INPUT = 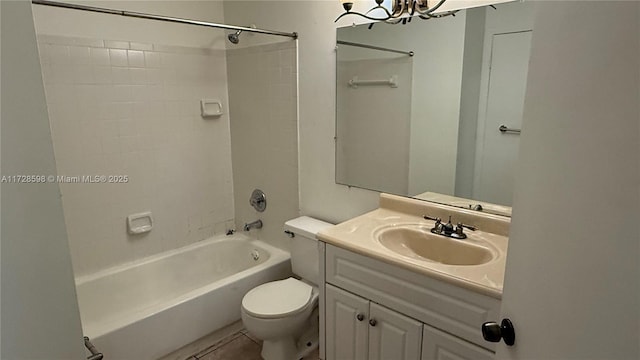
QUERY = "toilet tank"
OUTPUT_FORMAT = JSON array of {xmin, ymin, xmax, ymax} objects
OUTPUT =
[{"xmin": 283, "ymin": 216, "xmax": 333, "ymax": 285}]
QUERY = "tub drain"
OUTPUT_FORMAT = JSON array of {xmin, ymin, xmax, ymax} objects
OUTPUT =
[{"xmin": 251, "ymin": 249, "xmax": 260, "ymax": 261}]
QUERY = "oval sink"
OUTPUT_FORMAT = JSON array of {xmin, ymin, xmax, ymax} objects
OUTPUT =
[{"xmin": 375, "ymin": 227, "xmax": 495, "ymax": 266}]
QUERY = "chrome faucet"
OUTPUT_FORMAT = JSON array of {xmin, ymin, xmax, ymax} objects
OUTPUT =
[
  {"xmin": 243, "ymin": 219, "xmax": 263, "ymax": 231},
  {"xmin": 423, "ymin": 215, "xmax": 476, "ymax": 240}
]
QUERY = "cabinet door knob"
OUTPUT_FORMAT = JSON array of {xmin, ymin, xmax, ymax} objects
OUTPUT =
[
  {"xmin": 356, "ymin": 313, "xmax": 364, "ymax": 321},
  {"xmin": 369, "ymin": 319, "xmax": 377, "ymax": 327},
  {"xmin": 481, "ymin": 318, "xmax": 515, "ymax": 346}
]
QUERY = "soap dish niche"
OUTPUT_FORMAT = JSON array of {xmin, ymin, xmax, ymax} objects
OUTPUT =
[
  {"xmin": 127, "ymin": 212, "xmax": 153, "ymax": 235},
  {"xmin": 200, "ymin": 99, "xmax": 223, "ymax": 118}
]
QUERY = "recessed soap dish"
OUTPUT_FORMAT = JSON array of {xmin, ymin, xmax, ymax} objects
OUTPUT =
[
  {"xmin": 127, "ymin": 212, "xmax": 153, "ymax": 235},
  {"xmin": 200, "ymin": 99, "xmax": 223, "ymax": 118}
]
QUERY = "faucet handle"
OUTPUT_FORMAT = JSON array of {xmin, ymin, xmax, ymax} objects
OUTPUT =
[
  {"xmin": 423, "ymin": 215, "xmax": 441, "ymax": 222},
  {"xmin": 454, "ymin": 222, "xmax": 476, "ymax": 239},
  {"xmin": 457, "ymin": 222, "xmax": 476, "ymax": 231},
  {"xmin": 424, "ymin": 215, "xmax": 444, "ymax": 234}
]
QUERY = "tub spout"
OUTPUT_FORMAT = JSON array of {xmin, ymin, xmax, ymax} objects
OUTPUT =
[{"xmin": 243, "ymin": 219, "xmax": 263, "ymax": 231}]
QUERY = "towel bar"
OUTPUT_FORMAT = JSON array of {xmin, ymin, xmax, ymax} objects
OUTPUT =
[{"xmin": 84, "ymin": 336, "xmax": 103, "ymax": 360}]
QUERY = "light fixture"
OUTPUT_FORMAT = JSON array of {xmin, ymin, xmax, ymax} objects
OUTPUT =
[{"xmin": 335, "ymin": 0, "xmax": 458, "ymax": 23}]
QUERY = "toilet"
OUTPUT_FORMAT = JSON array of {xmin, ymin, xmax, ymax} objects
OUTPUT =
[{"xmin": 241, "ymin": 216, "xmax": 333, "ymax": 360}]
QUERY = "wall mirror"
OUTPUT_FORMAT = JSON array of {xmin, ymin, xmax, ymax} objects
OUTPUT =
[{"xmin": 335, "ymin": 1, "xmax": 535, "ymax": 217}]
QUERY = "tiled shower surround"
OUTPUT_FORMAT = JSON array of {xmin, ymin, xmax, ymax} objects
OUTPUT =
[
  {"xmin": 227, "ymin": 43, "xmax": 299, "ymax": 251},
  {"xmin": 37, "ymin": 35, "xmax": 238, "ymax": 276}
]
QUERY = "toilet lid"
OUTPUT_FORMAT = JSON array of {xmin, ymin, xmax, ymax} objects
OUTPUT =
[{"xmin": 242, "ymin": 277, "xmax": 313, "ymax": 319}]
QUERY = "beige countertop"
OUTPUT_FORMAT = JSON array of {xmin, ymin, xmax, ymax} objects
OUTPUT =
[
  {"xmin": 413, "ymin": 191, "xmax": 513, "ymax": 217},
  {"xmin": 317, "ymin": 194, "xmax": 509, "ymax": 299}
]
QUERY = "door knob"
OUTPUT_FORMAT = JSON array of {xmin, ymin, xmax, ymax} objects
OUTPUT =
[
  {"xmin": 482, "ymin": 318, "xmax": 515, "ymax": 346},
  {"xmin": 369, "ymin": 319, "xmax": 377, "ymax": 327},
  {"xmin": 356, "ymin": 313, "xmax": 364, "ymax": 321}
]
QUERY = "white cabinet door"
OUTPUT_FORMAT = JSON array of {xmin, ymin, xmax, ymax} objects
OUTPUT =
[
  {"xmin": 422, "ymin": 324, "xmax": 494, "ymax": 360},
  {"xmin": 368, "ymin": 303, "xmax": 423, "ymax": 360},
  {"xmin": 325, "ymin": 284, "xmax": 370, "ymax": 360}
]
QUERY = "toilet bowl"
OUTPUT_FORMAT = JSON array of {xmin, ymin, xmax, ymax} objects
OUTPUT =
[
  {"xmin": 241, "ymin": 277, "xmax": 319, "ymax": 360},
  {"xmin": 241, "ymin": 216, "xmax": 333, "ymax": 360}
]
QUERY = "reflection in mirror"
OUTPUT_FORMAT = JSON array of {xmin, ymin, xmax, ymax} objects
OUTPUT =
[{"xmin": 335, "ymin": 1, "xmax": 535, "ymax": 216}]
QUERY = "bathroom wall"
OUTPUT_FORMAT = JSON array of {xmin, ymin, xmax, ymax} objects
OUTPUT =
[
  {"xmin": 37, "ymin": 34, "xmax": 235, "ymax": 276},
  {"xmin": 226, "ymin": 41, "xmax": 299, "ymax": 250},
  {"xmin": 1, "ymin": 1, "xmax": 85, "ymax": 358}
]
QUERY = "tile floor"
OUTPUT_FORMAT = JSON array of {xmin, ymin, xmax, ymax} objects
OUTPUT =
[{"xmin": 176, "ymin": 329, "xmax": 319, "ymax": 360}]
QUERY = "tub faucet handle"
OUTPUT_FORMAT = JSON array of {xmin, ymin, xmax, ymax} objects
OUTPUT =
[{"xmin": 249, "ymin": 189, "xmax": 267, "ymax": 212}]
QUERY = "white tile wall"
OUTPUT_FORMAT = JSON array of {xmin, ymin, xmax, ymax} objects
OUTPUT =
[
  {"xmin": 227, "ymin": 41, "xmax": 299, "ymax": 251},
  {"xmin": 37, "ymin": 35, "xmax": 235, "ymax": 276}
]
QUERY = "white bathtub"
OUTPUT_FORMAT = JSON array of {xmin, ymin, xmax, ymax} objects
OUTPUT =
[{"xmin": 75, "ymin": 233, "xmax": 291, "ymax": 360}]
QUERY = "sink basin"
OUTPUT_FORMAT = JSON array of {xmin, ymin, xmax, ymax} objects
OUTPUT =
[{"xmin": 375, "ymin": 226, "xmax": 495, "ymax": 266}]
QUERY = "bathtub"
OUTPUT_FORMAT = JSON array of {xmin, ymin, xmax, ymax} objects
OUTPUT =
[{"xmin": 75, "ymin": 233, "xmax": 291, "ymax": 360}]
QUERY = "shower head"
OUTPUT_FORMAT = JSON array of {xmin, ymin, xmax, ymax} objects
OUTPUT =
[{"xmin": 228, "ymin": 30, "xmax": 242, "ymax": 44}]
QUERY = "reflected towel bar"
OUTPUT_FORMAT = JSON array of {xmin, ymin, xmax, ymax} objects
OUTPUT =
[
  {"xmin": 498, "ymin": 125, "xmax": 521, "ymax": 134},
  {"xmin": 349, "ymin": 75, "xmax": 398, "ymax": 89}
]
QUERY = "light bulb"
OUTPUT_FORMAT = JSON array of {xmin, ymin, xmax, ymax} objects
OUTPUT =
[{"xmin": 339, "ymin": 0, "xmax": 354, "ymax": 11}]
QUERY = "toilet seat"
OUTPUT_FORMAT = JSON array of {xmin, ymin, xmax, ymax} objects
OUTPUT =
[{"xmin": 242, "ymin": 277, "xmax": 313, "ymax": 319}]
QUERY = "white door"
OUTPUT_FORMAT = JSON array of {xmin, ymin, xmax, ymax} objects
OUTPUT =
[
  {"xmin": 422, "ymin": 323, "xmax": 493, "ymax": 360},
  {"xmin": 2, "ymin": 1, "xmax": 86, "ymax": 359},
  {"xmin": 325, "ymin": 284, "xmax": 370, "ymax": 360},
  {"xmin": 490, "ymin": 2, "xmax": 640, "ymax": 359},
  {"xmin": 473, "ymin": 30, "xmax": 532, "ymax": 206},
  {"xmin": 368, "ymin": 303, "xmax": 422, "ymax": 360}
]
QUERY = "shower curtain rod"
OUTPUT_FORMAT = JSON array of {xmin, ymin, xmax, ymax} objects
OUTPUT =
[
  {"xmin": 31, "ymin": 0, "xmax": 298, "ymax": 39},
  {"xmin": 336, "ymin": 40, "xmax": 413, "ymax": 57}
]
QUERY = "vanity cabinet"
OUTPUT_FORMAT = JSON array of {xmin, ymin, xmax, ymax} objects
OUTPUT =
[
  {"xmin": 421, "ymin": 323, "xmax": 494, "ymax": 360},
  {"xmin": 325, "ymin": 284, "xmax": 422, "ymax": 360},
  {"xmin": 321, "ymin": 243, "xmax": 499, "ymax": 360},
  {"xmin": 325, "ymin": 284, "xmax": 368, "ymax": 360}
]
